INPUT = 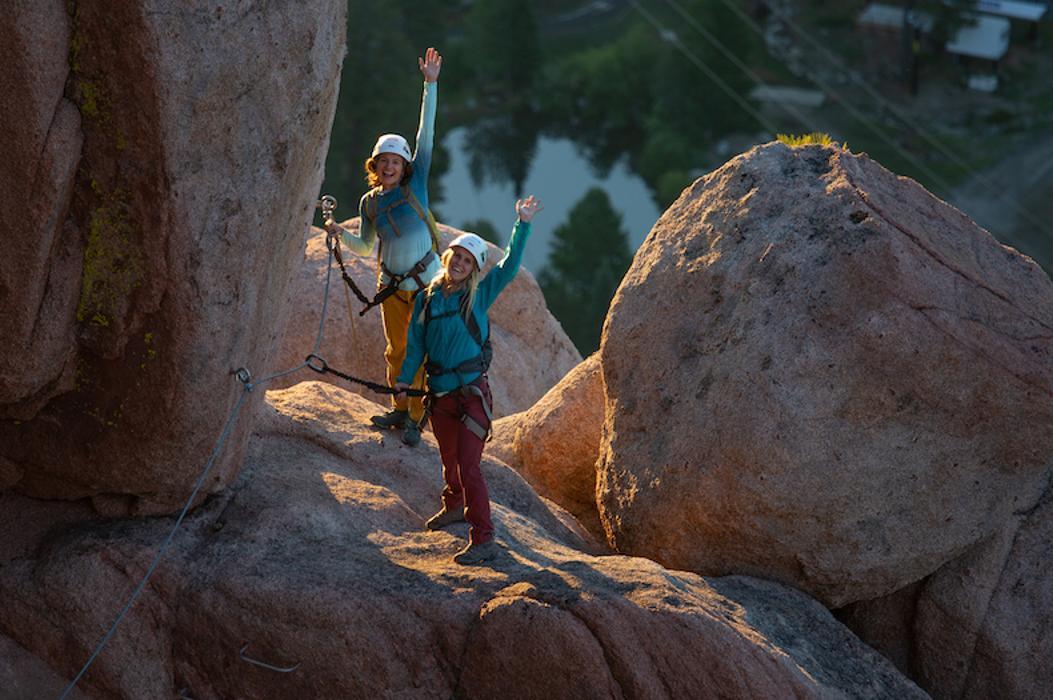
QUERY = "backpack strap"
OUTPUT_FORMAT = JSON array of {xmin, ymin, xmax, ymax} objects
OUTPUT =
[
  {"xmin": 422, "ymin": 291, "xmax": 492, "ymax": 381},
  {"xmin": 364, "ymin": 184, "xmax": 440, "ymax": 251},
  {"xmin": 401, "ymin": 184, "xmax": 442, "ymax": 252}
]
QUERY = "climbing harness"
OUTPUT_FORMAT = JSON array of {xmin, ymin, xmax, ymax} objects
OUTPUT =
[
  {"xmin": 361, "ymin": 182, "xmax": 441, "ymax": 249},
  {"xmin": 325, "ymin": 187, "xmax": 440, "ymax": 315},
  {"xmin": 428, "ymin": 376, "xmax": 494, "ymax": 443},
  {"xmin": 421, "ymin": 292, "xmax": 493, "ymax": 382},
  {"xmin": 419, "ymin": 290, "xmax": 494, "ymax": 441},
  {"xmin": 59, "ymin": 194, "xmax": 431, "ymax": 698}
]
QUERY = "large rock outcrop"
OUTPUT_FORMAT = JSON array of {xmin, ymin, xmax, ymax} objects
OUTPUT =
[
  {"xmin": 838, "ymin": 485, "xmax": 1053, "ymax": 699},
  {"xmin": 597, "ymin": 142, "xmax": 1053, "ymax": 608},
  {"xmin": 0, "ymin": 0, "xmax": 83, "ymax": 424},
  {"xmin": 490, "ymin": 352, "xmax": 605, "ymax": 535},
  {"xmin": 0, "ymin": 1, "xmax": 347, "ymax": 513},
  {"xmin": 0, "ymin": 634, "xmax": 89, "ymax": 700},
  {"xmin": 912, "ymin": 491, "xmax": 1053, "ymax": 698},
  {"xmin": 0, "ymin": 382, "xmax": 924, "ymax": 699},
  {"xmin": 272, "ymin": 221, "xmax": 581, "ymax": 417}
]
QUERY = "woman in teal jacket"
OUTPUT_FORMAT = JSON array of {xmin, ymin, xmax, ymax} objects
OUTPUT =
[{"xmin": 395, "ymin": 196, "xmax": 543, "ymax": 565}]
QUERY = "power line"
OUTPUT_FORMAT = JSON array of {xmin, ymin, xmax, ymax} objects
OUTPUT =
[
  {"xmin": 657, "ymin": 0, "xmax": 960, "ymax": 196},
  {"xmin": 710, "ymin": 0, "xmax": 1053, "ymax": 245},
  {"xmin": 626, "ymin": 0, "xmax": 781, "ymax": 136},
  {"xmin": 651, "ymin": 0, "xmax": 815, "ymax": 131}
]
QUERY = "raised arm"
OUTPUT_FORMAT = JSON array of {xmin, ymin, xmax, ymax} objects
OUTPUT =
[
  {"xmin": 411, "ymin": 47, "xmax": 441, "ymax": 188},
  {"xmin": 476, "ymin": 196, "xmax": 543, "ymax": 309}
]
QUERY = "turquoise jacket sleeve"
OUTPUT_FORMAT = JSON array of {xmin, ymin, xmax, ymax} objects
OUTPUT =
[
  {"xmin": 409, "ymin": 81, "xmax": 437, "ymax": 207},
  {"xmin": 475, "ymin": 219, "xmax": 532, "ymax": 311},
  {"xmin": 398, "ymin": 292, "xmax": 428, "ymax": 386},
  {"xmin": 340, "ymin": 195, "xmax": 377, "ymax": 257}
]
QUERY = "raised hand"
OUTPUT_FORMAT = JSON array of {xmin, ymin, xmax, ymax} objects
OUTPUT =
[
  {"xmin": 515, "ymin": 195, "xmax": 543, "ymax": 222},
  {"xmin": 419, "ymin": 47, "xmax": 442, "ymax": 83}
]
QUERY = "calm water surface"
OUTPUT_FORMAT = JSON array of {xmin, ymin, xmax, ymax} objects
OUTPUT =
[{"xmin": 438, "ymin": 128, "xmax": 661, "ymax": 274}]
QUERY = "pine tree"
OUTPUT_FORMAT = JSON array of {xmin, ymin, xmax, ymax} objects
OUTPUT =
[
  {"xmin": 461, "ymin": 218, "xmax": 502, "ymax": 247},
  {"xmin": 538, "ymin": 188, "xmax": 633, "ymax": 355}
]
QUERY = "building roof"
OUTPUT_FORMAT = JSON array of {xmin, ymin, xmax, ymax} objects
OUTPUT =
[
  {"xmin": 946, "ymin": 14, "xmax": 1011, "ymax": 60},
  {"xmin": 858, "ymin": 3, "xmax": 935, "ymax": 32},
  {"xmin": 965, "ymin": 1, "xmax": 1049, "ymax": 21}
]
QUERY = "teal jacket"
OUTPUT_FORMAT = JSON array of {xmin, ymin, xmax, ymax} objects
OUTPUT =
[
  {"xmin": 398, "ymin": 220, "xmax": 533, "ymax": 394},
  {"xmin": 342, "ymin": 81, "xmax": 441, "ymax": 290}
]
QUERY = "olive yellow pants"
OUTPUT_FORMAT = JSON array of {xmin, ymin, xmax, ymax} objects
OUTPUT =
[{"xmin": 381, "ymin": 289, "xmax": 426, "ymax": 423}]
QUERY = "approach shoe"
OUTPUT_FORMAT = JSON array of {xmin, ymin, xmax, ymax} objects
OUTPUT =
[
  {"xmin": 371, "ymin": 409, "xmax": 408, "ymax": 430},
  {"xmin": 402, "ymin": 419, "xmax": 422, "ymax": 446},
  {"xmin": 425, "ymin": 508, "xmax": 466, "ymax": 531},
  {"xmin": 453, "ymin": 540, "xmax": 499, "ymax": 566}
]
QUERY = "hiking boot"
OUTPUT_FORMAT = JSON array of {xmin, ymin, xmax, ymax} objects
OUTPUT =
[
  {"xmin": 371, "ymin": 409, "xmax": 408, "ymax": 430},
  {"xmin": 425, "ymin": 508, "xmax": 466, "ymax": 531},
  {"xmin": 453, "ymin": 540, "xmax": 499, "ymax": 566},
  {"xmin": 402, "ymin": 419, "xmax": 422, "ymax": 446}
]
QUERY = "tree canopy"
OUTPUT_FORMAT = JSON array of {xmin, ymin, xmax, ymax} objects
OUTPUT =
[{"xmin": 538, "ymin": 188, "xmax": 633, "ymax": 355}]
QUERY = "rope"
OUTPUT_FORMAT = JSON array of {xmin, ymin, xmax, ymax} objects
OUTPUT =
[
  {"xmin": 249, "ymin": 239, "xmax": 337, "ymax": 389},
  {"xmin": 655, "ymin": 0, "xmax": 814, "ymax": 132},
  {"xmin": 660, "ymin": 0, "xmax": 1053, "ymax": 246},
  {"xmin": 59, "ymin": 385, "xmax": 252, "ymax": 700},
  {"xmin": 59, "ymin": 212, "xmax": 415, "ymax": 696}
]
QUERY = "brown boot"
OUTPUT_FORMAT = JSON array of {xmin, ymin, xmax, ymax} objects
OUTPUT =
[
  {"xmin": 453, "ymin": 540, "xmax": 499, "ymax": 566},
  {"xmin": 425, "ymin": 509, "xmax": 465, "ymax": 531}
]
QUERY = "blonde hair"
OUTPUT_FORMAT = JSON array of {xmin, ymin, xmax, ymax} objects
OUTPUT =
[
  {"xmin": 425, "ymin": 248, "xmax": 480, "ymax": 319},
  {"xmin": 364, "ymin": 156, "xmax": 413, "ymax": 189}
]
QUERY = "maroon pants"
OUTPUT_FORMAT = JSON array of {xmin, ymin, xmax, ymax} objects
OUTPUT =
[{"xmin": 428, "ymin": 377, "xmax": 493, "ymax": 545}]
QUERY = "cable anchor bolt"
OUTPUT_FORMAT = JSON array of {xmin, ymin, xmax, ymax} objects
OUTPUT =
[{"xmin": 305, "ymin": 354, "xmax": 328, "ymax": 374}]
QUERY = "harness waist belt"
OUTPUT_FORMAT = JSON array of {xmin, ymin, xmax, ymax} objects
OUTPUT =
[{"xmin": 355, "ymin": 250, "xmax": 436, "ymax": 315}]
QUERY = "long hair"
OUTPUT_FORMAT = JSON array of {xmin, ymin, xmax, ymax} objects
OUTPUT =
[
  {"xmin": 425, "ymin": 248, "xmax": 480, "ymax": 320},
  {"xmin": 364, "ymin": 157, "xmax": 413, "ymax": 189}
]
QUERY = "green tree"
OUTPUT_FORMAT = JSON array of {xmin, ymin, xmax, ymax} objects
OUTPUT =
[
  {"xmin": 322, "ymin": 0, "xmax": 454, "ymax": 219},
  {"xmin": 538, "ymin": 188, "xmax": 633, "ymax": 355},
  {"xmin": 540, "ymin": 25, "xmax": 660, "ymax": 175},
  {"xmin": 541, "ymin": 0, "xmax": 764, "ymax": 208},
  {"xmin": 455, "ymin": 0, "xmax": 542, "ymax": 194},
  {"xmin": 461, "ymin": 218, "xmax": 502, "ymax": 246}
]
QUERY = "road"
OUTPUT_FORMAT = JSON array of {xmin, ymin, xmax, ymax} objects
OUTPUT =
[{"xmin": 949, "ymin": 130, "xmax": 1053, "ymax": 273}]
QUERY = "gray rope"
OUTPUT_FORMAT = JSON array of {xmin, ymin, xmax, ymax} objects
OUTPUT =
[
  {"xmin": 250, "ymin": 241, "xmax": 336, "ymax": 389},
  {"xmin": 59, "ymin": 386, "xmax": 251, "ymax": 699},
  {"xmin": 59, "ymin": 233, "xmax": 338, "ymax": 697}
]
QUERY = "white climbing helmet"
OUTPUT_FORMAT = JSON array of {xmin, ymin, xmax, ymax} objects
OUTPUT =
[
  {"xmin": 448, "ymin": 233, "xmax": 488, "ymax": 270},
  {"xmin": 371, "ymin": 133, "xmax": 412, "ymax": 161}
]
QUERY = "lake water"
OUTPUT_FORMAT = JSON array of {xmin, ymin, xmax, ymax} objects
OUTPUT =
[{"xmin": 438, "ymin": 128, "xmax": 662, "ymax": 274}]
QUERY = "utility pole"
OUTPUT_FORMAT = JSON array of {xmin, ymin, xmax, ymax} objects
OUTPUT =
[{"xmin": 900, "ymin": 0, "xmax": 920, "ymax": 94}]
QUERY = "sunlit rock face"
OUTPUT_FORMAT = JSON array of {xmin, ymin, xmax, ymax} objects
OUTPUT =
[
  {"xmin": 272, "ymin": 222, "xmax": 581, "ymax": 418},
  {"xmin": 597, "ymin": 142, "xmax": 1053, "ymax": 608},
  {"xmin": 490, "ymin": 352, "xmax": 605, "ymax": 536},
  {"xmin": 0, "ymin": 382, "xmax": 925, "ymax": 699},
  {"xmin": 0, "ymin": 1, "xmax": 346, "ymax": 513}
]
